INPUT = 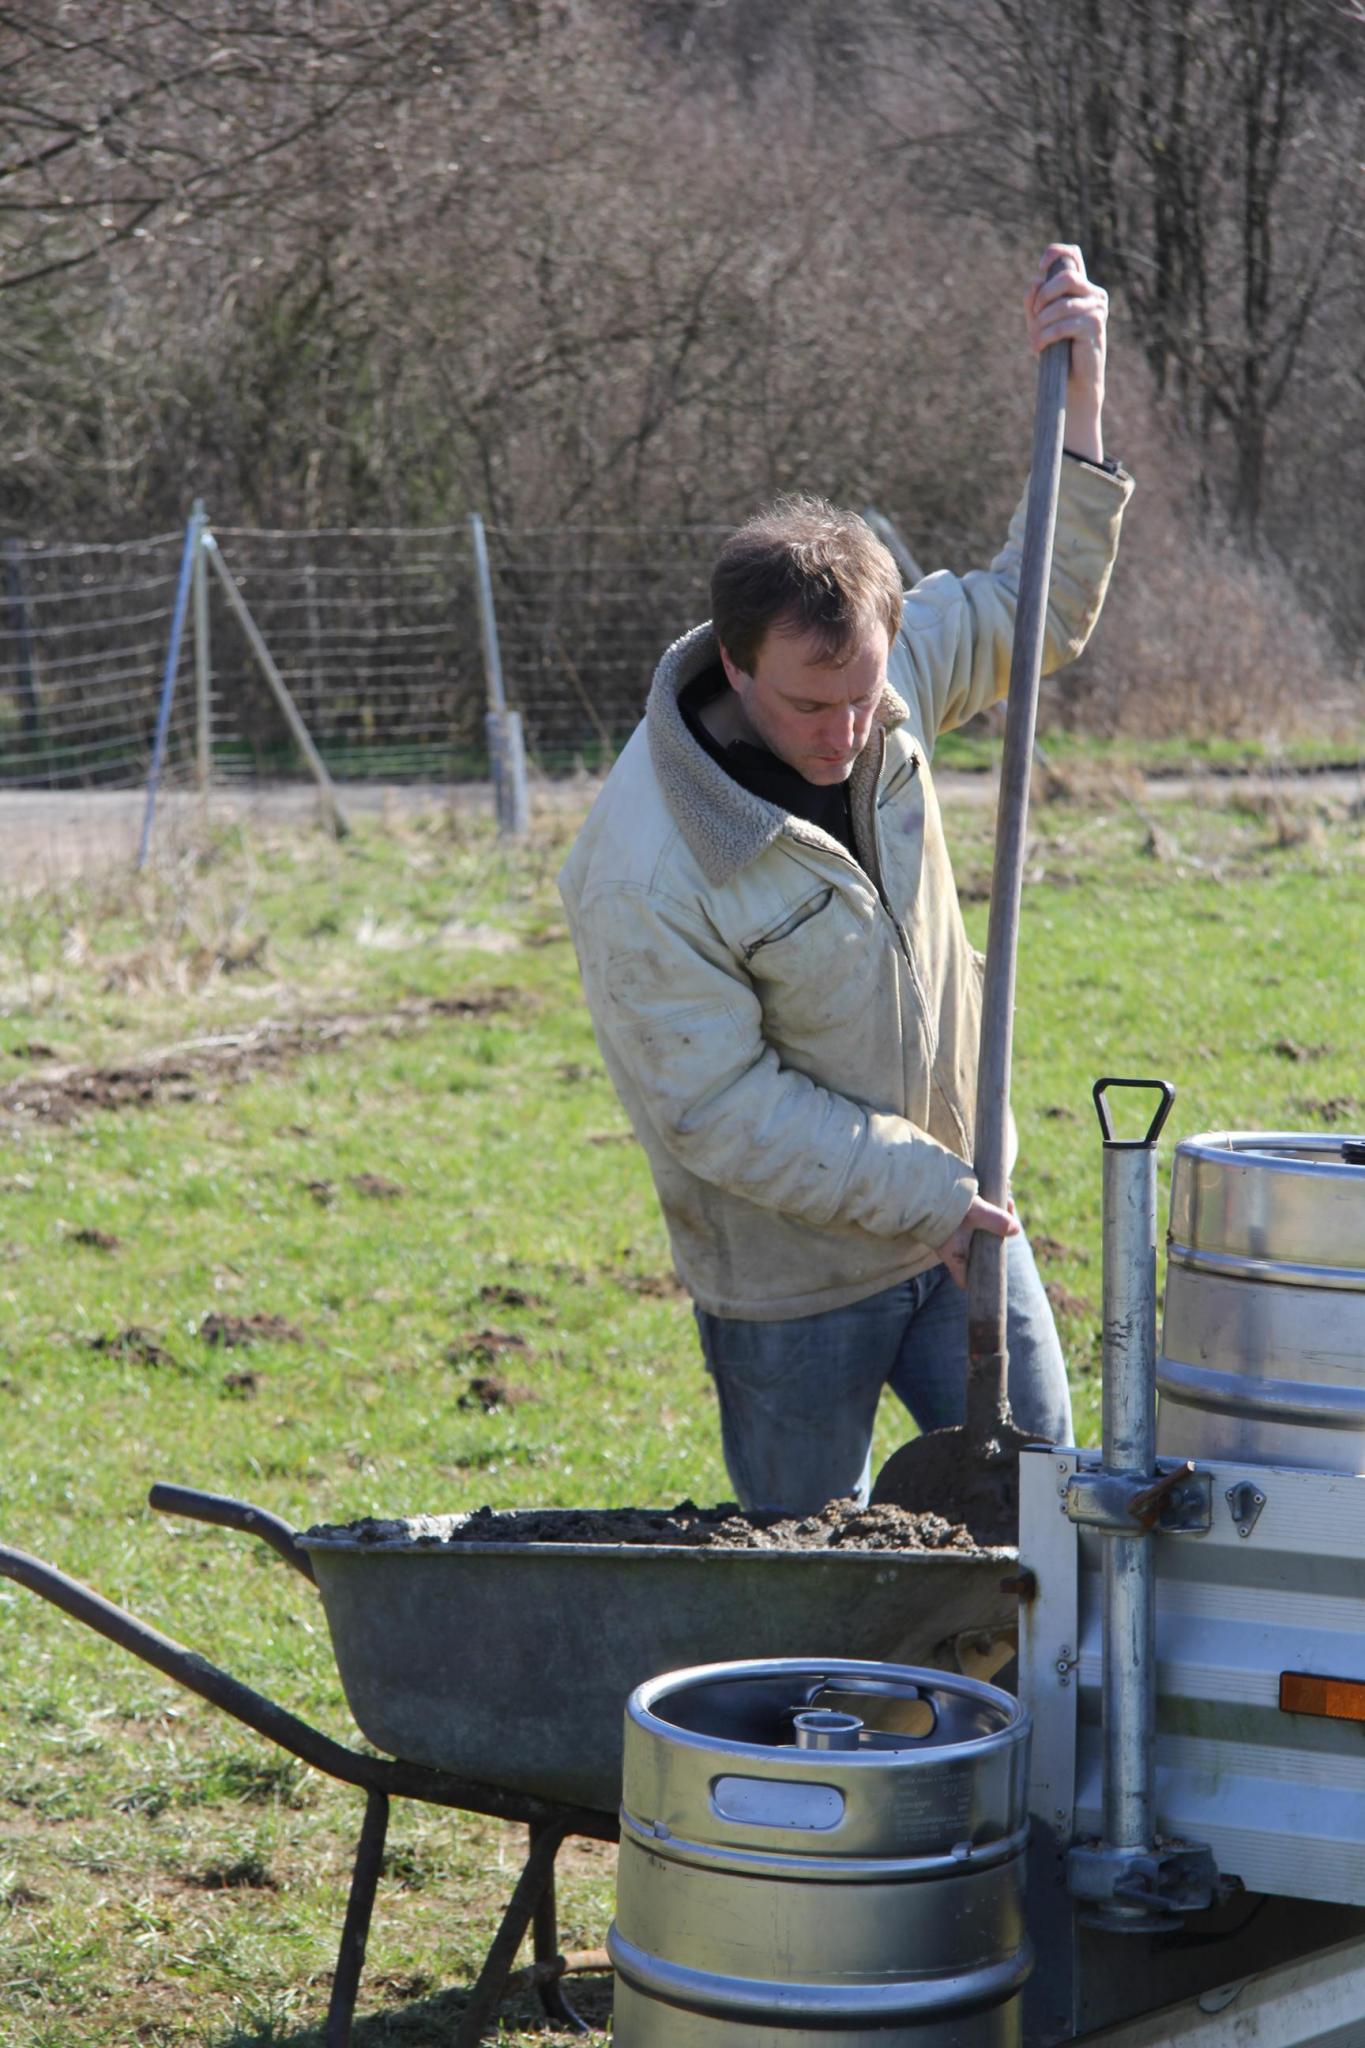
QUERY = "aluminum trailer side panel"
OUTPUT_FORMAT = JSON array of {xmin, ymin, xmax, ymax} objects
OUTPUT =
[{"xmin": 1075, "ymin": 1932, "xmax": 1365, "ymax": 2046}]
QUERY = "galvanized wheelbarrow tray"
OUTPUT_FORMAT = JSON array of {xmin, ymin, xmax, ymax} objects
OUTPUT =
[{"xmin": 0, "ymin": 1482, "xmax": 1018, "ymax": 2044}]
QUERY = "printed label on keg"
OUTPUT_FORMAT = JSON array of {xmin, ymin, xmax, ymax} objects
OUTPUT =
[{"xmin": 892, "ymin": 1770, "xmax": 973, "ymax": 1842}]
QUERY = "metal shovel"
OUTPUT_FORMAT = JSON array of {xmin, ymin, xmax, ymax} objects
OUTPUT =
[{"xmin": 871, "ymin": 274, "xmax": 1073, "ymax": 1543}]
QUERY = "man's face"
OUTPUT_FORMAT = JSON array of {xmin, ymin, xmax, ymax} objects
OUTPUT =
[{"xmin": 719, "ymin": 621, "xmax": 888, "ymax": 785}]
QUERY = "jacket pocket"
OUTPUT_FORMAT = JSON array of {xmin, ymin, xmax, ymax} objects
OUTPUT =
[
  {"xmin": 877, "ymin": 749, "xmax": 920, "ymax": 809},
  {"xmin": 742, "ymin": 886, "xmax": 835, "ymax": 962}
]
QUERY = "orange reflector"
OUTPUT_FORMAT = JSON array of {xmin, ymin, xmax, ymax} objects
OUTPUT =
[{"xmin": 1281, "ymin": 1672, "xmax": 1365, "ymax": 1723}]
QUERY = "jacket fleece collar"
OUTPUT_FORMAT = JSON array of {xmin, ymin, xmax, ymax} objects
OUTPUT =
[{"xmin": 646, "ymin": 620, "xmax": 909, "ymax": 886}]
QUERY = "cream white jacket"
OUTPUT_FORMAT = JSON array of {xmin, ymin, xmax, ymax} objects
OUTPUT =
[{"xmin": 559, "ymin": 459, "xmax": 1133, "ymax": 1319}]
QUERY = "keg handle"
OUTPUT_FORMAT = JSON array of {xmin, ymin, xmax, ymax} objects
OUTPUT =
[
  {"xmin": 798, "ymin": 1674, "xmax": 927, "ymax": 1705},
  {"xmin": 800, "ymin": 1675, "xmax": 938, "ymax": 1741}
]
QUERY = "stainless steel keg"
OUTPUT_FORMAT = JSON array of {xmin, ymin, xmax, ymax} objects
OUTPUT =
[
  {"xmin": 1157, "ymin": 1132, "xmax": 1365, "ymax": 1470},
  {"xmin": 609, "ymin": 1657, "xmax": 1032, "ymax": 2047}
]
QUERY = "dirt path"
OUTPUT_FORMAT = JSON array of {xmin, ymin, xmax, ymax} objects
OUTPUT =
[{"xmin": 3, "ymin": 766, "xmax": 1359, "ymax": 886}]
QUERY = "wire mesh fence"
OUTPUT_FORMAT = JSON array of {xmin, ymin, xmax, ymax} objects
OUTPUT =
[
  {"xmin": 0, "ymin": 533, "xmax": 188, "ymax": 790},
  {"xmin": 0, "ymin": 516, "xmax": 731, "ymax": 793}
]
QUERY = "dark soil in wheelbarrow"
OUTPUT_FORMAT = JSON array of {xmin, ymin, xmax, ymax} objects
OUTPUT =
[{"xmin": 311, "ymin": 1497, "xmax": 989, "ymax": 1552}]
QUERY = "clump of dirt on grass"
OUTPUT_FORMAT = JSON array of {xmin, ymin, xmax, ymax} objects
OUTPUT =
[
  {"xmin": 1271, "ymin": 1037, "xmax": 1332, "ymax": 1062},
  {"xmin": 1044, "ymin": 1279, "xmax": 1095, "ymax": 1321},
  {"xmin": 1030, "ymin": 1233, "xmax": 1087, "ymax": 1264},
  {"xmin": 478, "ymin": 1282, "xmax": 545, "ymax": 1309},
  {"xmin": 310, "ymin": 1498, "xmax": 986, "ymax": 1554},
  {"xmin": 446, "ymin": 1328, "xmax": 530, "ymax": 1366},
  {"xmin": 458, "ymin": 1375, "xmax": 537, "ymax": 1413},
  {"xmin": 67, "ymin": 1226, "xmax": 121, "ymax": 1251},
  {"xmin": 190, "ymin": 1855, "xmax": 277, "ymax": 1891},
  {"xmin": 200, "ymin": 1311, "xmax": 304, "ymax": 1348},
  {"xmin": 613, "ymin": 1269, "xmax": 686, "ymax": 1298},
  {"xmin": 1295, "ymin": 1096, "xmax": 1360, "ymax": 1126},
  {"xmin": 85, "ymin": 1327, "xmax": 176, "ymax": 1368},
  {"xmin": 351, "ymin": 1171, "xmax": 405, "ymax": 1199}
]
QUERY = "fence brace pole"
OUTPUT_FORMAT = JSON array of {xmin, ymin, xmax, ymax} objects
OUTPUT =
[
  {"xmin": 469, "ymin": 511, "xmax": 529, "ymax": 839},
  {"xmin": 202, "ymin": 533, "xmax": 349, "ymax": 840},
  {"xmin": 862, "ymin": 506, "xmax": 925, "ymax": 587},
  {"xmin": 192, "ymin": 496, "xmax": 212, "ymax": 794},
  {"xmin": 137, "ymin": 502, "xmax": 204, "ymax": 870}
]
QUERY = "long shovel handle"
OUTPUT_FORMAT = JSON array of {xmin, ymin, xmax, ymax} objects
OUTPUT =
[{"xmin": 965, "ymin": 273, "xmax": 1072, "ymax": 1443}]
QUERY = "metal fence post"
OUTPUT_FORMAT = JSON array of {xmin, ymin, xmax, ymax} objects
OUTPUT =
[
  {"xmin": 469, "ymin": 512, "xmax": 529, "ymax": 839},
  {"xmin": 137, "ymin": 503, "xmax": 205, "ymax": 869},
  {"xmin": 191, "ymin": 498, "xmax": 212, "ymax": 793}
]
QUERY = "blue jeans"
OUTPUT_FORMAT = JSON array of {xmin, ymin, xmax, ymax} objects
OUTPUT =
[{"xmin": 695, "ymin": 1233, "xmax": 1072, "ymax": 1514}]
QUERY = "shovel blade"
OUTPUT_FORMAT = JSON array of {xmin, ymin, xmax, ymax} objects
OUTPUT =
[{"xmin": 870, "ymin": 1418, "xmax": 1039, "ymax": 1548}]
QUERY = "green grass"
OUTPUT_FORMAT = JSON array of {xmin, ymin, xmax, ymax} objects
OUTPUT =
[{"xmin": 0, "ymin": 776, "xmax": 1360, "ymax": 2043}]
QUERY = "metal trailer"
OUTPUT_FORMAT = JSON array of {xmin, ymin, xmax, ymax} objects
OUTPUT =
[{"xmin": 1016, "ymin": 1088, "xmax": 1365, "ymax": 2046}]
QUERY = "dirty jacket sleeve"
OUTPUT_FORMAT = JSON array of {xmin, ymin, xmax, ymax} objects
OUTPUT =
[
  {"xmin": 901, "ymin": 458, "xmax": 1131, "ymax": 740},
  {"xmin": 577, "ymin": 882, "xmax": 977, "ymax": 1248}
]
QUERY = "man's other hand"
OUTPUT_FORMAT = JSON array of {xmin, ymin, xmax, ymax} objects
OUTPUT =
[
  {"xmin": 1024, "ymin": 242, "xmax": 1108, "ymax": 465},
  {"xmin": 939, "ymin": 1193, "xmax": 1020, "ymax": 1290}
]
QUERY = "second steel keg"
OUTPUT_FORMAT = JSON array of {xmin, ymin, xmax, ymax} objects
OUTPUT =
[
  {"xmin": 1157, "ymin": 1131, "xmax": 1365, "ymax": 1471},
  {"xmin": 609, "ymin": 1656, "xmax": 1032, "ymax": 2046}
]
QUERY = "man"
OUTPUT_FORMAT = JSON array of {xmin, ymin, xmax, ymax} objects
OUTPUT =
[{"xmin": 560, "ymin": 245, "xmax": 1131, "ymax": 1513}]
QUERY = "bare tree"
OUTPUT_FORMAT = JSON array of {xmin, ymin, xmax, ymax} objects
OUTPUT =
[{"xmin": 908, "ymin": 0, "xmax": 1364, "ymax": 549}]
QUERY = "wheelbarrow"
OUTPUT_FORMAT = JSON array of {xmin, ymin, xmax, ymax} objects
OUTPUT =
[{"xmin": 0, "ymin": 1484, "xmax": 1019, "ymax": 2043}]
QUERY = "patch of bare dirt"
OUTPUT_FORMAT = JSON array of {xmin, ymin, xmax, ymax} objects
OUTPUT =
[
  {"xmin": 67, "ymin": 1226, "xmax": 121, "ymax": 1251},
  {"xmin": 85, "ymin": 1327, "xmax": 176, "ymax": 1368},
  {"xmin": 0, "ymin": 992, "xmax": 515, "ymax": 1127},
  {"xmin": 1030, "ymin": 1233, "xmax": 1086, "ymax": 1264},
  {"xmin": 1044, "ymin": 1279, "xmax": 1095, "ymax": 1321},
  {"xmin": 222, "ymin": 1369, "xmax": 261, "ymax": 1397},
  {"xmin": 200, "ymin": 1311, "xmax": 303, "ymax": 1348},
  {"xmin": 458, "ymin": 1375, "xmax": 537, "ymax": 1413},
  {"xmin": 188, "ymin": 1855, "xmax": 277, "ymax": 1892},
  {"xmin": 477, "ymin": 1283, "xmax": 546, "ymax": 1309},
  {"xmin": 1295, "ymin": 1096, "xmax": 1361, "ymax": 1125},
  {"xmin": 447, "ymin": 1328, "xmax": 530, "ymax": 1367},
  {"xmin": 613, "ymin": 1269, "xmax": 686, "ymax": 1299},
  {"xmin": 312, "ymin": 1497, "xmax": 984, "ymax": 1553},
  {"xmin": 1271, "ymin": 1037, "xmax": 1332, "ymax": 1062},
  {"xmin": 351, "ymin": 1171, "xmax": 405, "ymax": 1200}
]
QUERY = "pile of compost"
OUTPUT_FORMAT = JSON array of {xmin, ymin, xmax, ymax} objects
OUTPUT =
[{"xmin": 307, "ymin": 1497, "xmax": 988, "ymax": 1553}]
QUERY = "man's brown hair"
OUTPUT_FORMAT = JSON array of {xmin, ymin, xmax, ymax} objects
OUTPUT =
[{"xmin": 709, "ymin": 495, "xmax": 904, "ymax": 674}]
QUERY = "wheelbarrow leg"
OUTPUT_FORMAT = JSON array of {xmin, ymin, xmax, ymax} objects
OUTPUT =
[
  {"xmin": 531, "ymin": 1821, "xmax": 592, "ymax": 2034},
  {"xmin": 454, "ymin": 1816, "xmax": 569, "ymax": 2048},
  {"xmin": 326, "ymin": 1788, "xmax": 389, "ymax": 2048}
]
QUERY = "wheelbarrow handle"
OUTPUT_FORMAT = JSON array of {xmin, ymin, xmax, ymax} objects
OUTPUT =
[
  {"xmin": 0, "ymin": 1536, "xmax": 369, "ymax": 1786},
  {"xmin": 148, "ymin": 1482, "xmax": 316, "ymax": 1584}
]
